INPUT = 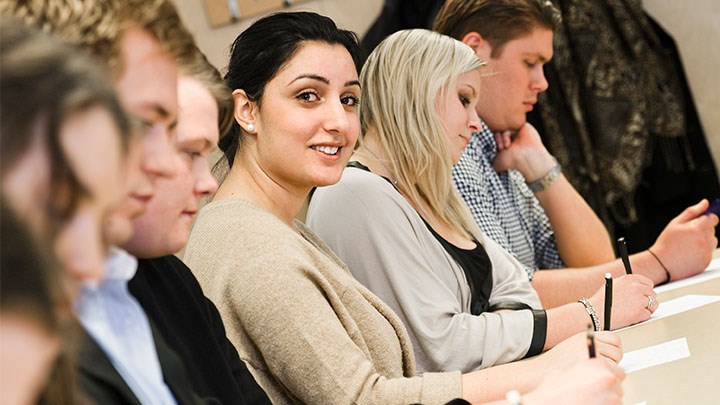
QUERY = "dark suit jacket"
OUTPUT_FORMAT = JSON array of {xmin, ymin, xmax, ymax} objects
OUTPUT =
[
  {"xmin": 76, "ymin": 320, "xmax": 206, "ymax": 404},
  {"xmin": 129, "ymin": 256, "xmax": 270, "ymax": 405}
]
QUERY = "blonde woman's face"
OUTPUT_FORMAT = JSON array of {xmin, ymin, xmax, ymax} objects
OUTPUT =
[
  {"xmin": 251, "ymin": 42, "xmax": 360, "ymax": 192},
  {"xmin": 437, "ymin": 70, "xmax": 483, "ymax": 164}
]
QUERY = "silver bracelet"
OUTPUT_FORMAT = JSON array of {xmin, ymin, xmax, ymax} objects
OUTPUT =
[
  {"xmin": 578, "ymin": 298, "xmax": 601, "ymax": 332},
  {"xmin": 526, "ymin": 157, "xmax": 561, "ymax": 193}
]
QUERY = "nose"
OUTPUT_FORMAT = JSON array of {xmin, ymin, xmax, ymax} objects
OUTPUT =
[
  {"xmin": 531, "ymin": 66, "xmax": 549, "ymax": 93},
  {"xmin": 323, "ymin": 99, "xmax": 352, "ymax": 136},
  {"xmin": 141, "ymin": 126, "xmax": 178, "ymax": 179},
  {"xmin": 468, "ymin": 108, "xmax": 482, "ymax": 134},
  {"xmin": 193, "ymin": 159, "xmax": 218, "ymax": 199}
]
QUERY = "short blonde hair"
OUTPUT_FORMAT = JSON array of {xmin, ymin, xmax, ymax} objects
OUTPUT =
[
  {"xmin": 1, "ymin": 0, "xmax": 197, "ymax": 77},
  {"xmin": 179, "ymin": 51, "xmax": 234, "ymax": 139},
  {"xmin": 359, "ymin": 29, "xmax": 485, "ymax": 238}
]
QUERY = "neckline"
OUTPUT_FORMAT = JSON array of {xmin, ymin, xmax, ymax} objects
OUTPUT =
[{"xmin": 347, "ymin": 161, "xmax": 398, "ymax": 190}]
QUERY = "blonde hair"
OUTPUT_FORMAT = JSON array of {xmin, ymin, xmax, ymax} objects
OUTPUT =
[
  {"xmin": 359, "ymin": 29, "xmax": 485, "ymax": 239},
  {"xmin": 179, "ymin": 51, "xmax": 234, "ymax": 139},
  {"xmin": 1, "ymin": 0, "xmax": 196, "ymax": 78}
]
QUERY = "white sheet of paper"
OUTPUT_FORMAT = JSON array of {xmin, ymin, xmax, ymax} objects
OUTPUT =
[
  {"xmin": 616, "ymin": 294, "xmax": 720, "ymax": 331},
  {"xmin": 620, "ymin": 338, "xmax": 690, "ymax": 373},
  {"xmin": 654, "ymin": 257, "xmax": 720, "ymax": 294}
]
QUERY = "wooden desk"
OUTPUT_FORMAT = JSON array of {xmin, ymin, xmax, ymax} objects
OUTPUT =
[{"xmin": 618, "ymin": 273, "xmax": 720, "ymax": 404}]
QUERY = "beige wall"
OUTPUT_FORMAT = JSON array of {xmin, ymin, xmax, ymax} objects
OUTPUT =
[
  {"xmin": 173, "ymin": 0, "xmax": 383, "ymax": 71},
  {"xmin": 643, "ymin": 0, "xmax": 720, "ymax": 174}
]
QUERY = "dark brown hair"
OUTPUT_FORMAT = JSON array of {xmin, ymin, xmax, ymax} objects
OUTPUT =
[
  {"xmin": 433, "ymin": 0, "xmax": 561, "ymax": 57},
  {"xmin": 220, "ymin": 12, "xmax": 363, "ymax": 168}
]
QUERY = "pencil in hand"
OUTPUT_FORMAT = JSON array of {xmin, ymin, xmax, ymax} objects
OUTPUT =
[
  {"xmin": 587, "ymin": 324, "xmax": 596, "ymax": 358},
  {"xmin": 617, "ymin": 237, "xmax": 632, "ymax": 275},
  {"xmin": 604, "ymin": 273, "xmax": 612, "ymax": 331}
]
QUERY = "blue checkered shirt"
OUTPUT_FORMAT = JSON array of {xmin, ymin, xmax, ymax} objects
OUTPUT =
[{"xmin": 453, "ymin": 122, "xmax": 565, "ymax": 279}]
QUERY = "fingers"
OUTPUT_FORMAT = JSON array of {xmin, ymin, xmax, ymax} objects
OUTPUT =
[
  {"xmin": 674, "ymin": 199, "xmax": 709, "ymax": 223},
  {"xmin": 594, "ymin": 332, "xmax": 623, "ymax": 363},
  {"xmin": 605, "ymin": 275, "xmax": 658, "ymax": 328},
  {"xmin": 596, "ymin": 340, "xmax": 623, "ymax": 364},
  {"xmin": 624, "ymin": 273, "xmax": 654, "ymax": 288},
  {"xmin": 493, "ymin": 131, "xmax": 512, "ymax": 150},
  {"xmin": 594, "ymin": 331, "xmax": 622, "ymax": 350},
  {"xmin": 588, "ymin": 359, "xmax": 625, "ymax": 401}
]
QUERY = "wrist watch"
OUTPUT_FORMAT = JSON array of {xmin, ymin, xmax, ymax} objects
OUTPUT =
[{"xmin": 526, "ymin": 157, "xmax": 561, "ymax": 193}]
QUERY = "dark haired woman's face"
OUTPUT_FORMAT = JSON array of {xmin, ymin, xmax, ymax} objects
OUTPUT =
[
  {"xmin": 54, "ymin": 107, "xmax": 125, "ymax": 283},
  {"xmin": 1, "ymin": 107, "xmax": 124, "ymax": 284},
  {"xmin": 250, "ymin": 42, "xmax": 360, "ymax": 191}
]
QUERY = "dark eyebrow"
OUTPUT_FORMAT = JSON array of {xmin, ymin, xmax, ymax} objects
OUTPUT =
[
  {"xmin": 289, "ymin": 74, "xmax": 329, "ymax": 85},
  {"xmin": 288, "ymin": 75, "xmax": 360, "ymax": 89}
]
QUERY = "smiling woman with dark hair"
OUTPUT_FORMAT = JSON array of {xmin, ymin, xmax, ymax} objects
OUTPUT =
[{"xmin": 185, "ymin": 12, "xmax": 624, "ymax": 405}]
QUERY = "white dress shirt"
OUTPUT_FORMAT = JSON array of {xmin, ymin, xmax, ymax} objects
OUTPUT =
[{"xmin": 74, "ymin": 248, "xmax": 177, "ymax": 404}]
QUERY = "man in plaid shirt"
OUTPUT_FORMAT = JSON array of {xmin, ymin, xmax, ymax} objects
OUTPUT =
[{"xmin": 434, "ymin": 0, "xmax": 718, "ymax": 308}]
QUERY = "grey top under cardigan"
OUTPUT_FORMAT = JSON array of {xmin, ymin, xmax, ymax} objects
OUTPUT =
[{"xmin": 307, "ymin": 167, "xmax": 543, "ymax": 373}]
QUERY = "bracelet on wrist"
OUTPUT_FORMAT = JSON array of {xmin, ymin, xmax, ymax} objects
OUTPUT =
[
  {"xmin": 578, "ymin": 298, "xmax": 601, "ymax": 332},
  {"xmin": 647, "ymin": 248, "xmax": 671, "ymax": 285},
  {"xmin": 526, "ymin": 157, "xmax": 561, "ymax": 193}
]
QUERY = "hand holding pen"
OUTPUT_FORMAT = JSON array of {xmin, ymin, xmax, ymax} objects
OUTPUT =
[
  {"xmin": 645, "ymin": 199, "xmax": 719, "ymax": 283},
  {"xmin": 589, "ymin": 273, "xmax": 656, "ymax": 330}
]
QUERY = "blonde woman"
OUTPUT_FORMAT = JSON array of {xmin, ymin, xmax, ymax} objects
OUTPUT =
[
  {"xmin": 307, "ymin": 26, "xmax": 653, "ymax": 375},
  {"xmin": 185, "ymin": 14, "xmax": 623, "ymax": 404}
]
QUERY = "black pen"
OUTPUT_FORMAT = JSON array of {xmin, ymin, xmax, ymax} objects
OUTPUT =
[
  {"xmin": 604, "ymin": 273, "xmax": 612, "ymax": 331},
  {"xmin": 617, "ymin": 237, "xmax": 632, "ymax": 275},
  {"xmin": 587, "ymin": 324, "xmax": 596, "ymax": 358}
]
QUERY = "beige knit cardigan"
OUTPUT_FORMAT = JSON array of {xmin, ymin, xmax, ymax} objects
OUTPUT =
[{"xmin": 184, "ymin": 199, "xmax": 462, "ymax": 404}]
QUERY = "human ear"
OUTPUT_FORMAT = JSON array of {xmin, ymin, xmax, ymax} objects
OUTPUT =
[
  {"xmin": 232, "ymin": 89, "xmax": 257, "ymax": 133},
  {"xmin": 461, "ymin": 32, "xmax": 492, "ymax": 60}
]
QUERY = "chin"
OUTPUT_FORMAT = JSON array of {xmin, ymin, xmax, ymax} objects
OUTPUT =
[
  {"xmin": 313, "ymin": 173, "xmax": 344, "ymax": 188},
  {"xmin": 105, "ymin": 221, "xmax": 135, "ymax": 247}
]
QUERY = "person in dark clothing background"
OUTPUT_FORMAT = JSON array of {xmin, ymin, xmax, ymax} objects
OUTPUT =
[
  {"xmin": 527, "ymin": 0, "xmax": 720, "ymax": 253},
  {"xmin": 361, "ymin": 0, "xmax": 445, "ymax": 54}
]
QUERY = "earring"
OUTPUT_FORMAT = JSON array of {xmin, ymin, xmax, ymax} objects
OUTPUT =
[{"xmin": 247, "ymin": 123, "xmax": 255, "ymax": 132}]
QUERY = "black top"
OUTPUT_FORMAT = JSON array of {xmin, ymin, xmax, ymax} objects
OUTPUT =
[
  {"xmin": 424, "ymin": 223, "xmax": 493, "ymax": 315},
  {"xmin": 129, "ymin": 255, "xmax": 271, "ymax": 405}
]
